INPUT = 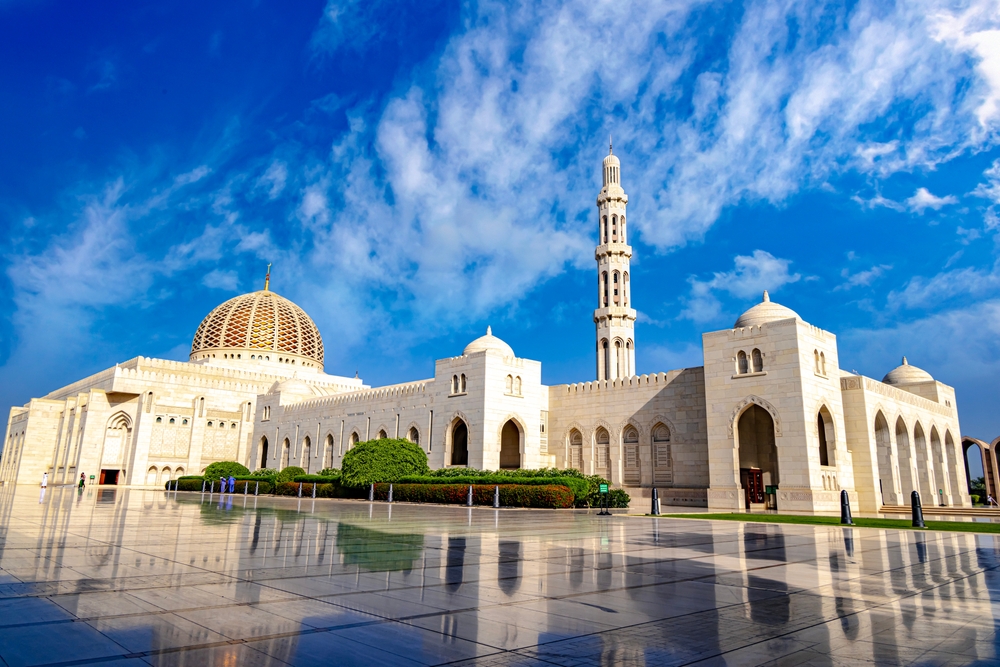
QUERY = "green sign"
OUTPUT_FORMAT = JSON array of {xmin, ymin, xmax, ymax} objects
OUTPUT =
[
  {"xmin": 765, "ymin": 485, "xmax": 777, "ymax": 494},
  {"xmin": 599, "ymin": 483, "xmax": 609, "ymax": 494}
]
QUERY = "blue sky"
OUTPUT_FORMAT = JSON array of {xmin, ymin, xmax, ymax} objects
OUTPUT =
[{"xmin": 2, "ymin": 0, "xmax": 999, "ymax": 452}]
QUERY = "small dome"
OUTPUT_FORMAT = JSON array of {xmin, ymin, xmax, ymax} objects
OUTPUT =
[
  {"xmin": 463, "ymin": 326, "xmax": 515, "ymax": 357},
  {"xmin": 190, "ymin": 288, "xmax": 324, "ymax": 368},
  {"xmin": 882, "ymin": 357, "xmax": 934, "ymax": 385},
  {"xmin": 734, "ymin": 291, "xmax": 800, "ymax": 328}
]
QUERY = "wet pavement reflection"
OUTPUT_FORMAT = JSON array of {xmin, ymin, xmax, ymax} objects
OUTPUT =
[{"xmin": 0, "ymin": 486, "xmax": 998, "ymax": 665}]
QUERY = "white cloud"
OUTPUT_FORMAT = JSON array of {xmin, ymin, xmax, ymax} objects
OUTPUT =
[
  {"xmin": 905, "ymin": 187, "xmax": 958, "ymax": 214},
  {"xmin": 837, "ymin": 264, "xmax": 892, "ymax": 290},
  {"xmin": 255, "ymin": 161, "xmax": 288, "ymax": 200},
  {"xmin": 972, "ymin": 158, "xmax": 1000, "ymax": 204},
  {"xmin": 681, "ymin": 250, "xmax": 800, "ymax": 323},
  {"xmin": 887, "ymin": 263, "xmax": 1000, "ymax": 310},
  {"xmin": 932, "ymin": 5, "xmax": 1000, "ymax": 126},
  {"xmin": 201, "ymin": 269, "xmax": 239, "ymax": 291}
]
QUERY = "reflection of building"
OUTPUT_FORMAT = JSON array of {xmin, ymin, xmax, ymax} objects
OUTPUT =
[{"xmin": 1, "ymin": 146, "xmax": 970, "ymax": 513}]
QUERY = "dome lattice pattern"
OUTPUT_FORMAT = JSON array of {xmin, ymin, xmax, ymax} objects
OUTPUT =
[{"xmin": 191, "ymin": 290, "xmax": 324, "ymax": 365}]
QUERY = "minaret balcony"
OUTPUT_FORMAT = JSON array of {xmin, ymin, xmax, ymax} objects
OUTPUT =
[
  {"xmin": 593, "ymin": 306, "xmax": 637, "ymax": 321},
  {"xmin": 595, "ymin": 243, "xmax": 632, "ymax": 259}
]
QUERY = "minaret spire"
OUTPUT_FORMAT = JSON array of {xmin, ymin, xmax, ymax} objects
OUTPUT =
[
  {"xmin": 264, "ymin": 263, "xmax": 271, "ymax": 291},
  {"xmin": 594, "ymin": 142, "xmax": 636, "ymax": 380}
]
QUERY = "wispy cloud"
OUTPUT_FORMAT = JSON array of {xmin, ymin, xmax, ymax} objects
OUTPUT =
[
  {"xmin": 905, "ymin": 187, "xmax": 958, "ymax": 214},
  {"xmin": 681, "ymin": 250, "xmax": 800, "ymax": 323},
  {"xmin": 837, "ymin": 264, "xmax": 893, "ymax": 290}
]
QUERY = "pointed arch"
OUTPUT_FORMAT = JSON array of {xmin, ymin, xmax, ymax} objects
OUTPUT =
[
  {"xmin": 727, "ymin": 396, "xmax": 782, "ymax": 437},
  {"xmin": 324, "ymin": 433, "xmax": 334, "ymax": 468},
  {"xmin": 873, "ymin": 411, "xmax": 897, "ymax": 505},
  {"xmin": 302, "ymin": 435, "xmax": 312, "ymax": 473}
]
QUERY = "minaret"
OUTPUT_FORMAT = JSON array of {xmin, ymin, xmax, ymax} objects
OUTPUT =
[{"xmin": 594, "ymin": 139, "xmax": 636, "ymax": 380}]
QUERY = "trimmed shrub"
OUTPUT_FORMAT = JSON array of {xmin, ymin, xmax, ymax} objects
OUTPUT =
[
  {"xmin": 164, "ymin": 476, "xmax": 275, "ymax": 493},
  {"xmin": 317, "ymin": 467, "xmax": 340, "ymax": 477},
  {"xmin": 273, "ymin": 481, "xmax": 358, "ymax": 498},
  {"xmin": 372, "ymin": 483, "xmax": 573, "ymax": 508},
  {"xmin": 971, "ymin": 494, "xmax": 982, "ymax": 505},
  {"xmin": 341, "ymin": 438, "xmax": 429, "ymax": 487},
  {"xmin": 293, "ymin": 474, "xmax": 341, "ymax": 483},
  {"xmin": 252, "ymin": 468, "xmax": 278, "ymax": 477},
  {"xmin": 204, "ymin": 461, "xmax": 250, "ymax": 479},
  {"xmin": 276, "ymin": 466, "xmax": 306, "ymax": 483},
  {"xmin": 424, "ymin": 467, "xmax": 584, "ymax": 479},
  {"xmin": 397, "ymin": 474, "xmax": 589, "ymax": 502}
]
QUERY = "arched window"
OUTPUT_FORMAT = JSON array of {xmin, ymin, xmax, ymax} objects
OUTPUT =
[
  {"xmin": 595, "ymin": 427, "xmax": 610, "ymax": 470},
  {"xmin": 350, "ymin": 432, "xmax": 359, "ymax": 449},
  {"xmin": 219, "ymin": 422, "xmax": 225, "ymax": 428},
  {"xmin": 505, "ymin": 375, "xmax": 513, "ymax": 393},
  {"xmin": 601, "ymin": 339, "xmax": 610, "ymax": 381},
  {"xmin": 737, "ymin": 351, "xmax": 748, "ymax": 374},
  {"xmin": 325, "ymin": 434, "xmax": 334, "ymax": 467},
  {"xmin": 281, "ymin": 438, "xmax": 291, "ymax": 469},
  {"xmin": 751, "ymin": 348, "xmax": 763, "ymax": 373},
  {"xmin": 623, "ymin": 427, "xmax": 640, "ymax": 484},
  {"xmin": 814, "ymin": 350, "xmax": 820, "ymax": 373},
  {"xmin": 625, "ymin": 340, "xmax": 633, "ymax": 377},
  {"xmin": 156, "ymin": 417, "xmax": 162, "ymax": 424},
  {"xmin": 302, "ymin": 435, "xmax": 312, "ymax": 473},
  {"xmin": 612, "ymin": 215, "xmax": 618, "ymax": 242},
  {"xmin": 623, "ymin": 272, "xmax": 629, "ymax": 307},
  {"xmin": 602, "ymin": 272, "xmax": 609, "ymax": 307},
  {"xmin": 230, "ymin": 423, "xmax": 236, "ymax": 429},
  {"xmin": 452, "ymin": 375, "xmax": 459, "ymax": 394},
  {"xmin": 377, "ymin": 429, "xmax": 387, "ymax": 439},
  {"xmin": 407, "ymin": 427, "xmax": 419, "ymax": 445},
  {"xmin": 569, "ymin": 429, "xmax": 583, "ymax": 469},
  {"xmin": 259, "ymin": 436, "xmax": 269, "ymax": 468},
  {"xmin": 613, "ymin": 271, "xmax": 620, "ymax": 305},
  {"xmin": 207, "ymin": 421, "xmax": 213, "ymax": 427},
  {"xmin": 602, "ymin": 216, "xmax": 608, "ymax": 243},
  {"xmin": 182, "ymin": 419, "xmax": 188, "ymax": 426},
  {"xmin": 620, "ymin": 216, "xmax": 626, "ymax": 244},
  {"xmin": 818, "ymin": 409, "xmax": 834, "ymax": 467},
  {"xmin": 451, "ymin": 420, "xmax": 469, "ymax": 466},
  {"xmin": 460, "ymin": 374, "xmax": 467, "ymax": 393},
  {"xmin": 615, "ymin": 339, "xmax": 624, "ymax": 380},
  {"xmin": 513, "ymin": 376, "xmax": 521, "ymax": 395},
  {"xmin": 168, "ymin": 417, "xmax": 175, "ymax": 425},
  {"xmin": 652, "ymin": 424, "xmax": 672, "ymax": 484},
  {"xmin": 820, "ymin": 352, "xmax": 826, "ymax": 375}
]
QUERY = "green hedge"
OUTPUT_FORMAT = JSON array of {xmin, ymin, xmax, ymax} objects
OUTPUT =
[
  {"xmin": 273, "ymin": 482, "xmax": 359, "ymax": 498},
  {"xmin": 165, "ymin": 476, "xmax": 275, "ymax": 494},
  {"xmin": 371, "ymin": 483, "xmax": 573, "ymax": 508},
  {"xmin": 397, "ymin": 475, "xmax": 589, "ymax": 502},
  {"xmin": 293, "ymin": 474, "xmax": 341, "ymax": 483},
  {"xmin": 423, "ymin": 467, "xmax": 584, "ymax": 479},
  {"xmin": 341, "ymin": 438, "xmax": 429, "ymax": 487}
]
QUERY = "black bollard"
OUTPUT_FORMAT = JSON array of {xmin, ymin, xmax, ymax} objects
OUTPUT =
[
  {"xmin": 388, "ymin": 484, "xmax": 393, "ymax": 503},
  {"xmin": 840, "ymin": 489, "xmax": 854, "ymax": 525},
  {"xmin": 312, "ymin": 482, "xmax": 317, "ymax": 498},
  {"xmin": 368, "ymin": 483, "xmax": 375, "ymax": 502},
  {"xmin": 493, "ymin": 485, "xmax": 500, "ymax": 508},
  {"xmin": 651, "ymin": 488, "xmax": 661, "ymax": 516},
  {"xmin": 467, "ymin": 485, "xmax": 473, "ymax": 507},
  {"xmin": 911, "ymin": 490, "xmax": 926, "ymax": 528}
]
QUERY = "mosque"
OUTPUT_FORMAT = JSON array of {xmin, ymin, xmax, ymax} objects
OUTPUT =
[{"xmin": 0, "ymin": 147, "xmax": 970, "ymax": 513}]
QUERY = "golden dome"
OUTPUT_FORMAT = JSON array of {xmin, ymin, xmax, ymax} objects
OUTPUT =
[{"xmin": 190, "ymin": 289, "xmax": 324, "ymax": 368}]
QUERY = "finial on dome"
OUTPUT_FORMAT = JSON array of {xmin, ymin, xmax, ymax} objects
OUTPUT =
[
  {"xmin": 609, "ymin": 134, "xmax": 613, "ymax": 155},
  {"xmin": 762, "ymin": 290, "xmax": 770, "ymax": 302},
  {"xmin": 487, "ymin": 325, "xmax": 492, "ymax": 336},
  {"xmin": 264, "ymin": 262, "xmax": 271, "ymax": 292},
  {"xmin": 902, "ymin": 356, "xmax": 908, "ymax": 365}
]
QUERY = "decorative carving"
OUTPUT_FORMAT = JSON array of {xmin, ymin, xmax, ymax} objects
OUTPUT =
[{"xmin": 727, "ymin": 395, "xmax": 782, "ymax": 437}]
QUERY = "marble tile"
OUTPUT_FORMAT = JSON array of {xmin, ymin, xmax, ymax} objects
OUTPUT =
[{"xmin": 0, "ymin": 488, "xmax": 998, "ymax": 666}]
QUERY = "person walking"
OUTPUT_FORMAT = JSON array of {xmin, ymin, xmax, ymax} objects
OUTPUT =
[
  {"xmin": 41, "ymin": 472, "xmax": 47, "ymax": 488},
  {"xmin": 228, "ymin": 475, "xmax": 235, "ymax": 493},
  {"xmin": 78, "ymin": 473, "xmax": 86, "ymax": 489}
]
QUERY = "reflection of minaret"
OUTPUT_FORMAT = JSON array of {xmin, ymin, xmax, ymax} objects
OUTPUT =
[{"xmin": 594, "ymin": 139, "xmax": 636, "ymax": 380}]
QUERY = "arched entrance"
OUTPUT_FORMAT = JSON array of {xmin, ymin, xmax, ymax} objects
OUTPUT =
[
  {"xmin": 913, "ymin": 423, "xmax": 932, "ymax": 499},
  {"xmin": 895, "ymin": 418, "xmax": 914, "ymax": 494},
  {"xmin": 499, "ymin": 420, "xmax": 521, "ymax": 469},
  {"xmin": 259, "ymin": 436, "xmax": 269, "ymax": 469},
  {"xmin": 736, "ymin": 405, "xmax": 778, "ymax": 509},
  {"xmin": 451, "ymin": 421, "xmax": 469, "ymax": 466}
]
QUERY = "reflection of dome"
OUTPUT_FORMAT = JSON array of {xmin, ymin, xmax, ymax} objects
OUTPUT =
[
  {"xmin": 734, "ymin": 291, "xmax": 800, "ymax": 328},
  {"xmin": 190, "ymin": 289, "xmax": 324, "ymax": 368},
  {"xmin": 882, "ymin": 357, "xmax": 934, "ymax": 385},
  {"xmin": 463, "ymin": 326, "xmax": 514, "ymax": 357}
]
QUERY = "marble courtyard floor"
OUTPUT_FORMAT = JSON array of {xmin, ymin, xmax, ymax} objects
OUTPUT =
[{"xmin": 0, "ymin": 488, "xmax": 998, "ymax": 666}]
